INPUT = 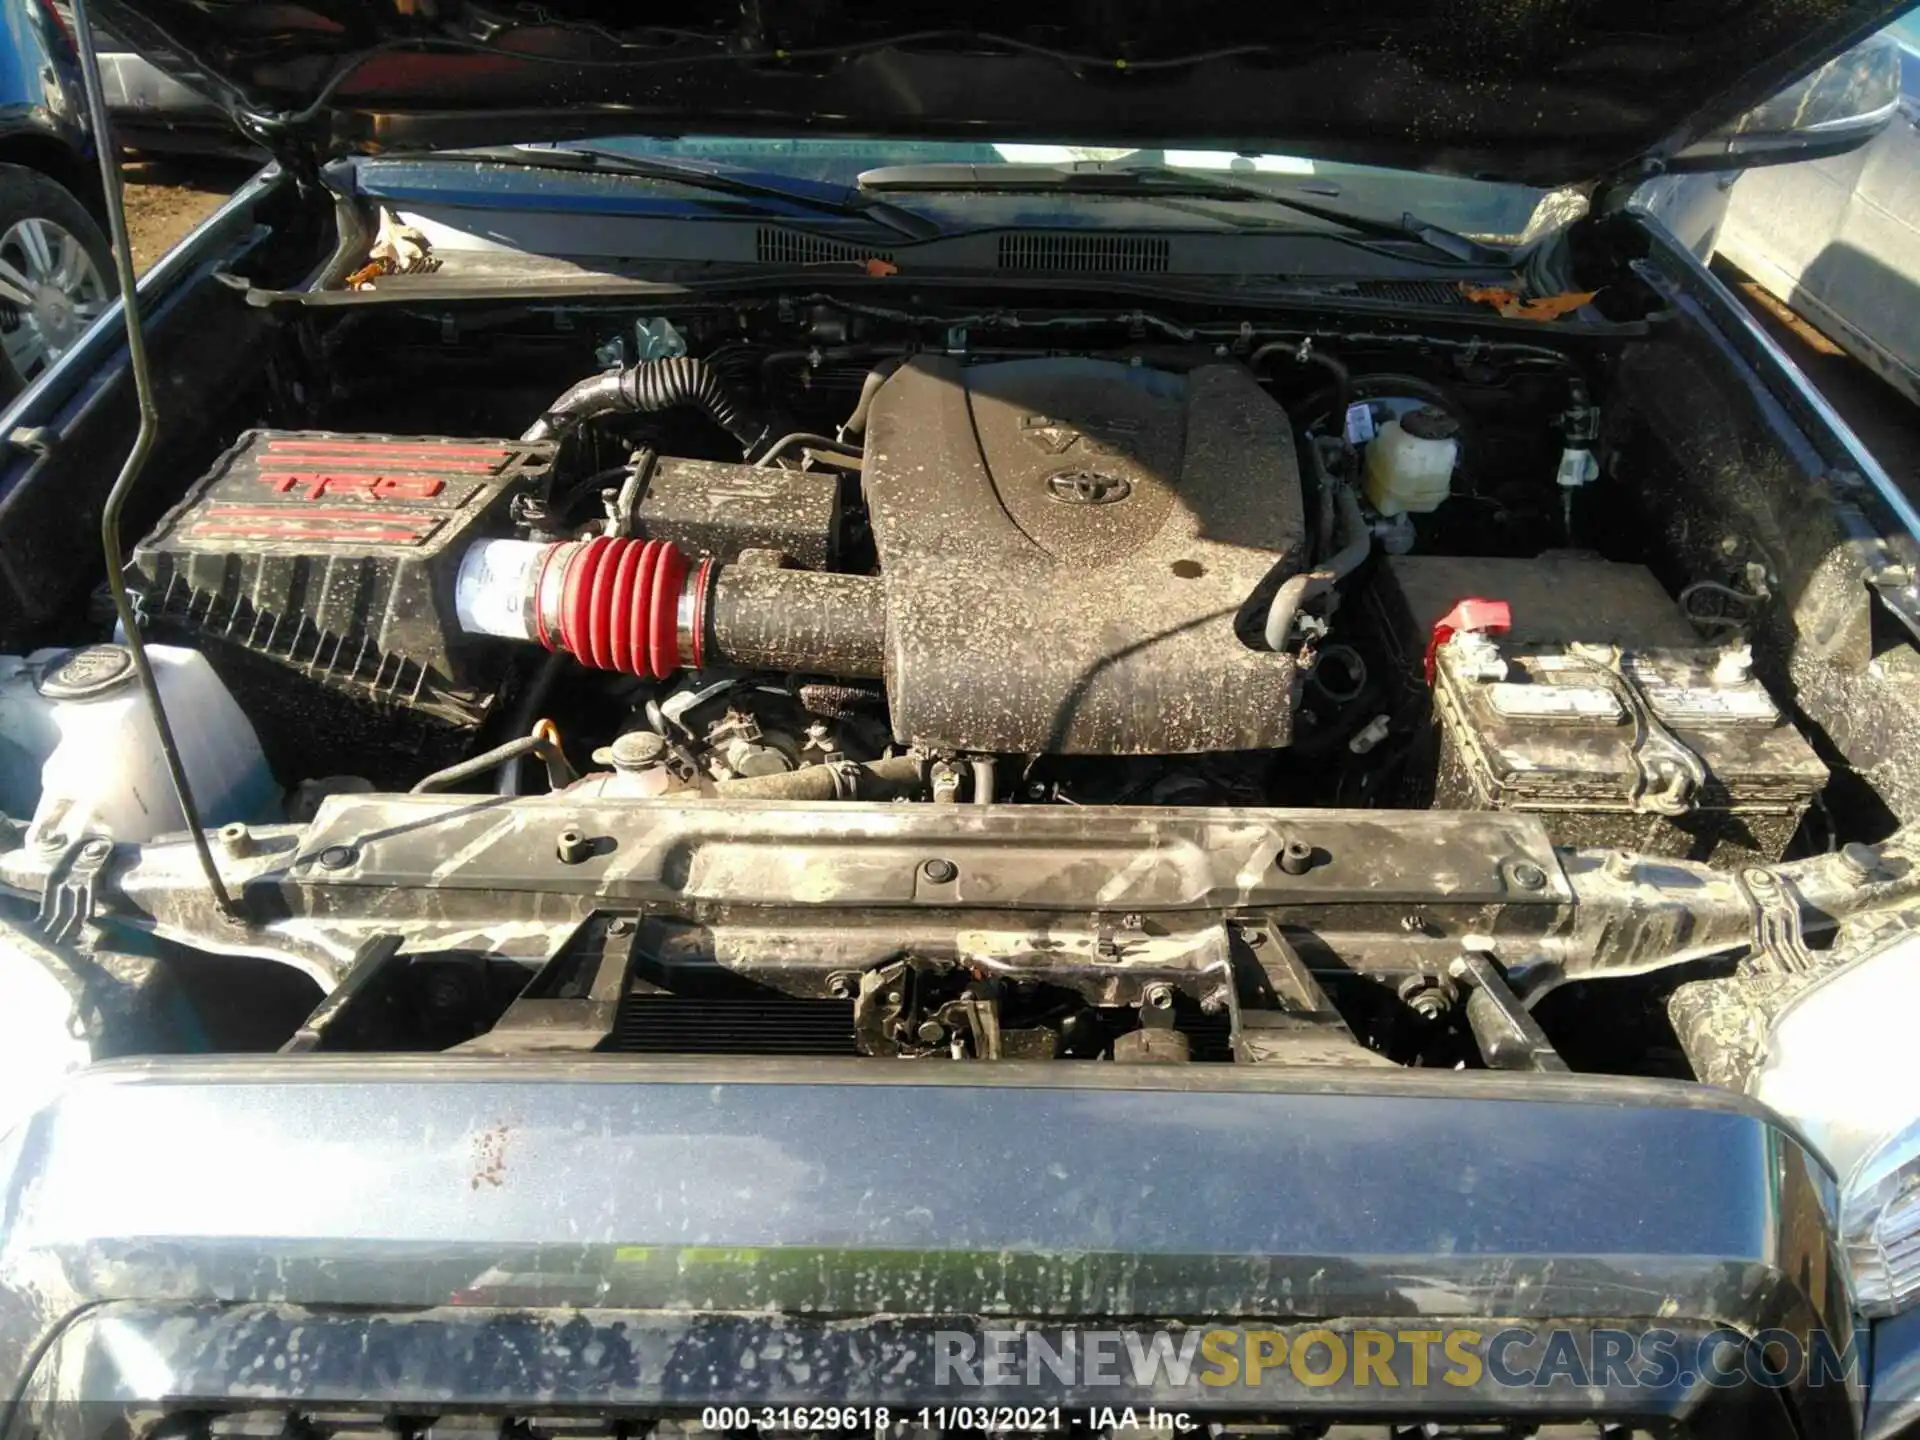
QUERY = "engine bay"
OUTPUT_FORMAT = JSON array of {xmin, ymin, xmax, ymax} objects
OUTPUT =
[
  {"xmin": 101, "ymin": 306, "xmax": 1819, "ymax": 828},
  {"xmin": 3, "ymin": 284, "xmax": 1908, "ymax": 1076}
]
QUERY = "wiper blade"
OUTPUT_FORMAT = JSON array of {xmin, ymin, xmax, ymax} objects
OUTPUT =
[
  {"xmin": 858, "ymin": 161, "xmax": 1503, "ymax": 262},
  {"xmin": 441, "ymin": 146, "xmax": 944, "ymax": 242}
]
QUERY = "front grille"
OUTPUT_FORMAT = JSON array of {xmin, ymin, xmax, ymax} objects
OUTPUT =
[
  {"xmin": 997, "ymin": 231, "xmax": 1171, "ymax": 272},
  {"xmin": 755, "ymin": 227, "xmax": 893, "ymax": 267},
  {"xmin": 610, "ymin": 993, "xmax": 859, "ymax": 1054},
  {"xmin": 1186, "ymin": 1010, "xmax": 1233, "ymax": 1061}
]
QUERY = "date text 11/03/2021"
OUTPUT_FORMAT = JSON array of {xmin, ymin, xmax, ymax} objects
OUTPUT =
[{"xmin": 697, "ymin": 1410, "xmax": 1192, "ymax": 1431}]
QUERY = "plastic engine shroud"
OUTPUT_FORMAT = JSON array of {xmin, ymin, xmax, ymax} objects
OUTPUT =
[{"xmin": 861, "ymin": 356, "xmax": 1306, "ymax": 754}]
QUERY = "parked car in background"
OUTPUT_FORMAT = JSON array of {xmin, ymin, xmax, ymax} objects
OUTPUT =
[
  {"xmin": 0, "ymin": 0, "xmax": 111, "ymax": 397},
  {"xmin": 1709, "ymin": 13, "xmax": 1920, "ymax": 404},
  {"xmin": 89, "ymin": 23, "xmax": 248, "ymax": 156},
  {"xmin": 1640, "ymin": 14, "xmax": 1920, "ymax": 404}
]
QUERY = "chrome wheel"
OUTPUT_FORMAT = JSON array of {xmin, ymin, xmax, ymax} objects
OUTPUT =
[{"xmin": 0, "ymin": 217, "xmax": 109, "ymax": 381}]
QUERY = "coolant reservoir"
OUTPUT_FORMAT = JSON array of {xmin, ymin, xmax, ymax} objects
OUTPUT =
[
  {"xmin": 26, "ymin": 644, "xmax": 279, "ymax": 847},
  {"xmin": 0, "ymin": 652, "xmax": 63, "ymax": 819},
  {"xmin": 1363, "ymin": 406, "xmax": 1460, "ymax": 516}
]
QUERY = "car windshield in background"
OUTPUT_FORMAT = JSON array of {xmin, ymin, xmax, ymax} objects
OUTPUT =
[{"xmin": 552, "ymin": 138, "xmax": 1563, "ymax": 244}]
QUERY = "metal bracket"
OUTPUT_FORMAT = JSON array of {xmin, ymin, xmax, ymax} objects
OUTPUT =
[
  {"xmin": 937, "ymin": 983, "xmax": 1005, "ymax": 1059},
  {"xmin": 1450, "ymin": 949, "xmax": 1570, "ymax": 1071},
  {"xmin": 1826, "ymin": 489, "xmax": 1920, "ymax": 646},
  {"xmin": 1739, "ymin": 866, "xmax": 1814, "ymax": 975},
  {"xmin": 7, "ymin": 425, "xmax": 53, "ymax": 458},
  {"xmin": 282, "ymin": 934, "xmax": 407, "ymax": 1053},
  {"xmin": 1229, "ymin": 921, "xmax": 1390, "ymax": 1066},
  {"xmin": 36, "ymin": 834, "xmax": 112, "ymax": 945},
  {"xmin": 1618, "ymin": 669, "xmax": 1707, "ymax": 815},
  {"xmin": 603, "ymin": 447, "xmax": 657, "ymax": 539},
  {"xmin": 459, "ymin": 915, "xmax": 639, "ymax": 1054}
]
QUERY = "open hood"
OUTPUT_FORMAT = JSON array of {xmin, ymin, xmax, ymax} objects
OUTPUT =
[{"xmin": 86, "ymin": 0, "xmax": 1915, "ymax": 188}]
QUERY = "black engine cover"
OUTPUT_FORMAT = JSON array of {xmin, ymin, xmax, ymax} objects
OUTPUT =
[{"xmin": 862, "ymin": 357, "xmax": 1304, "ymax": 753}]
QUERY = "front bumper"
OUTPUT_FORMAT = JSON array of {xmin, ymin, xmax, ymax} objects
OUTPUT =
[{"xmin": 0, "ymin": 1058, "xmax": 1858, "ymax": 1436}]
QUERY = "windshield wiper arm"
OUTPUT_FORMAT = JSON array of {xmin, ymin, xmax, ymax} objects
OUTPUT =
[
  {"xmin": 858, "ymin": 162, "xmax": 1504, "ymax": 261},
  {"xmin": 1117, "ymin": 166, "xmax": 1503, "ymax": 262},
  {"xmin": 440, "ymin": 146, "xmax": 944, "ymax": 242}
]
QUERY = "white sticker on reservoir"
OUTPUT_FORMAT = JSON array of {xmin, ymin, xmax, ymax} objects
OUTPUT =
[
  {"xmin": 454, "ymin": 538, "xmax": 545, "ymax": 641},
  {"xmin": 1344, "ymin": 402, "xmax": 1377, "ymax": 445},
  {"xmin": 1556, "ymin": 447, "xmax": 1600, "ymax": 489}
]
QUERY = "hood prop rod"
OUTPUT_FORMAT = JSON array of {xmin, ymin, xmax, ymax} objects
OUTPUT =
[{"xmin": 71, "ymin": 0, "xmax": 239, "ymax": 920}]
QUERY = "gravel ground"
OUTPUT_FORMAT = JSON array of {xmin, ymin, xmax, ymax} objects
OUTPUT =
[
  {"xmin": 120, "ymin": 156, "xmax": 255, "ymax": 274},
  {"xmin": 112, "ymin": 158, "xmax": 1920, "ymax": 499}
]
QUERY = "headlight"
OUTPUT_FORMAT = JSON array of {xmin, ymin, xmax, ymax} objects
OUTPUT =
[
  {"xmin": 0, "ymin": 922, "xmax": 92, "ymax": 1140},
  {"xmin": 1842, "ymin": 1118, "xmax": 1920, "ymax": 1316},
  {"xmin": 1750, "ymin": 930, "xmax": 1920, "ymax": 1316}
]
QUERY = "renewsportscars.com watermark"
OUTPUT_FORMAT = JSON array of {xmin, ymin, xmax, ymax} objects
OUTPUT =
[{"xmin": 929, "ymin": 1325, "xmax": 1866, "ymax": 1394}]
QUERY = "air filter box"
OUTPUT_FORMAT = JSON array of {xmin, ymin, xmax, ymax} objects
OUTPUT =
[{"xmin": 129, "ymin": 430, "xmax": 552, "ymax": 780}]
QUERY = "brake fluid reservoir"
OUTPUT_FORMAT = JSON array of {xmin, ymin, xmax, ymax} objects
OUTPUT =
[
  {"xmin": 26, "ymin": 644, "xmax": 279, "ymax": 847},
  {"xmin": 1363, "ymin": 406, "xmax": 1460, "ymax": 516}
]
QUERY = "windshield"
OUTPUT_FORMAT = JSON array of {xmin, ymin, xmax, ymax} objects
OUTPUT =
[{"xmin": 564, "ymin": 137, "xmax": 1561, "ymax": 243}]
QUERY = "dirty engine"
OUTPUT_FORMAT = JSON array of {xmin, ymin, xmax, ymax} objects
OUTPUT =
[{"xmin": 3, "ymin": 290, "xmax": 1878, "ymax": 1073}]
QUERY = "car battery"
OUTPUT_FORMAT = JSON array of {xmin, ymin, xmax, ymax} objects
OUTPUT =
[{"xmin": 1377, "ymin": 555, "xmax": 1828, "ymax": 862}]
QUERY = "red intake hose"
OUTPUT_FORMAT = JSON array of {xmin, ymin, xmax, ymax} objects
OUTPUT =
[
  {"xmin": 547, "ymin": 536, "xmax": 698, "ymax": 678},
  {"xmin": 458, "ymin": 534, "xmax": 881, "ymax": 679}
]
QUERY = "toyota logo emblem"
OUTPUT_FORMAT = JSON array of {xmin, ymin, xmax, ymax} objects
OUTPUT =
[{"xmin": 1046, "ymin": 470, "xmax": 1132, "ymax": 505}]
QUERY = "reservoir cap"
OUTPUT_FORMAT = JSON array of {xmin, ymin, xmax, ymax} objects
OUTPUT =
[
  {"xmin": 1400, "ymin": 406, "xmax": 1461, "ymax": 442},
  {"xmin": 37, "ymin": 645, "xmax": 137, "ymax": 701}
]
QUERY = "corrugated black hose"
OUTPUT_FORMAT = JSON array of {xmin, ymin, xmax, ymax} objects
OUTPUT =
[{"xmin": 523, "ymin": 357, "xmax": 770, "ymax": 455}]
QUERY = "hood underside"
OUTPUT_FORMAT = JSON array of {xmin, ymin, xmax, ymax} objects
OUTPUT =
[{"xmin": 89, "ymin": 0, "xmax": 1912, "ymax": 186}]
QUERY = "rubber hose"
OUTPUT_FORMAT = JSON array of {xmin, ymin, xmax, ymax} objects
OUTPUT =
[
  {"xmin": 1310, "ymin": 434, "xmax": 1347, "ymax": 563},
  {"xmin": 1248, "ymin": 341, "xmax": 1351, "ymax": 421},
  {"xmin": 416, "ymin": 728, "xmax": 576, "ymax": 794},
  {"xmin": 1323, "ymin": 482, "xmax": 1373, "ymax": 579},
  {"xmin": 523, "ymin": 357, "xmax": 767, "ymax": 453},
  {"xmin": 709, "ymin": 566, "xmax": 887, "ymax": 678},
  {"xmin": 1264, "ymin": 484, "xmax": 1371, "ymax": 651},
  {"xmin": 497, "ymin": 650, "xmax": 570, "ymax": 795},
  {"xmin": 970, "ymin": 756, "xmax": 997, "ymax": 806},
  {"xmin": 841, "ymin": 358, "xmax": 906, "ymax": 439},
  {"xmin": 714, "ymin": 753, "xmax": 925, "ymax": 801}
]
